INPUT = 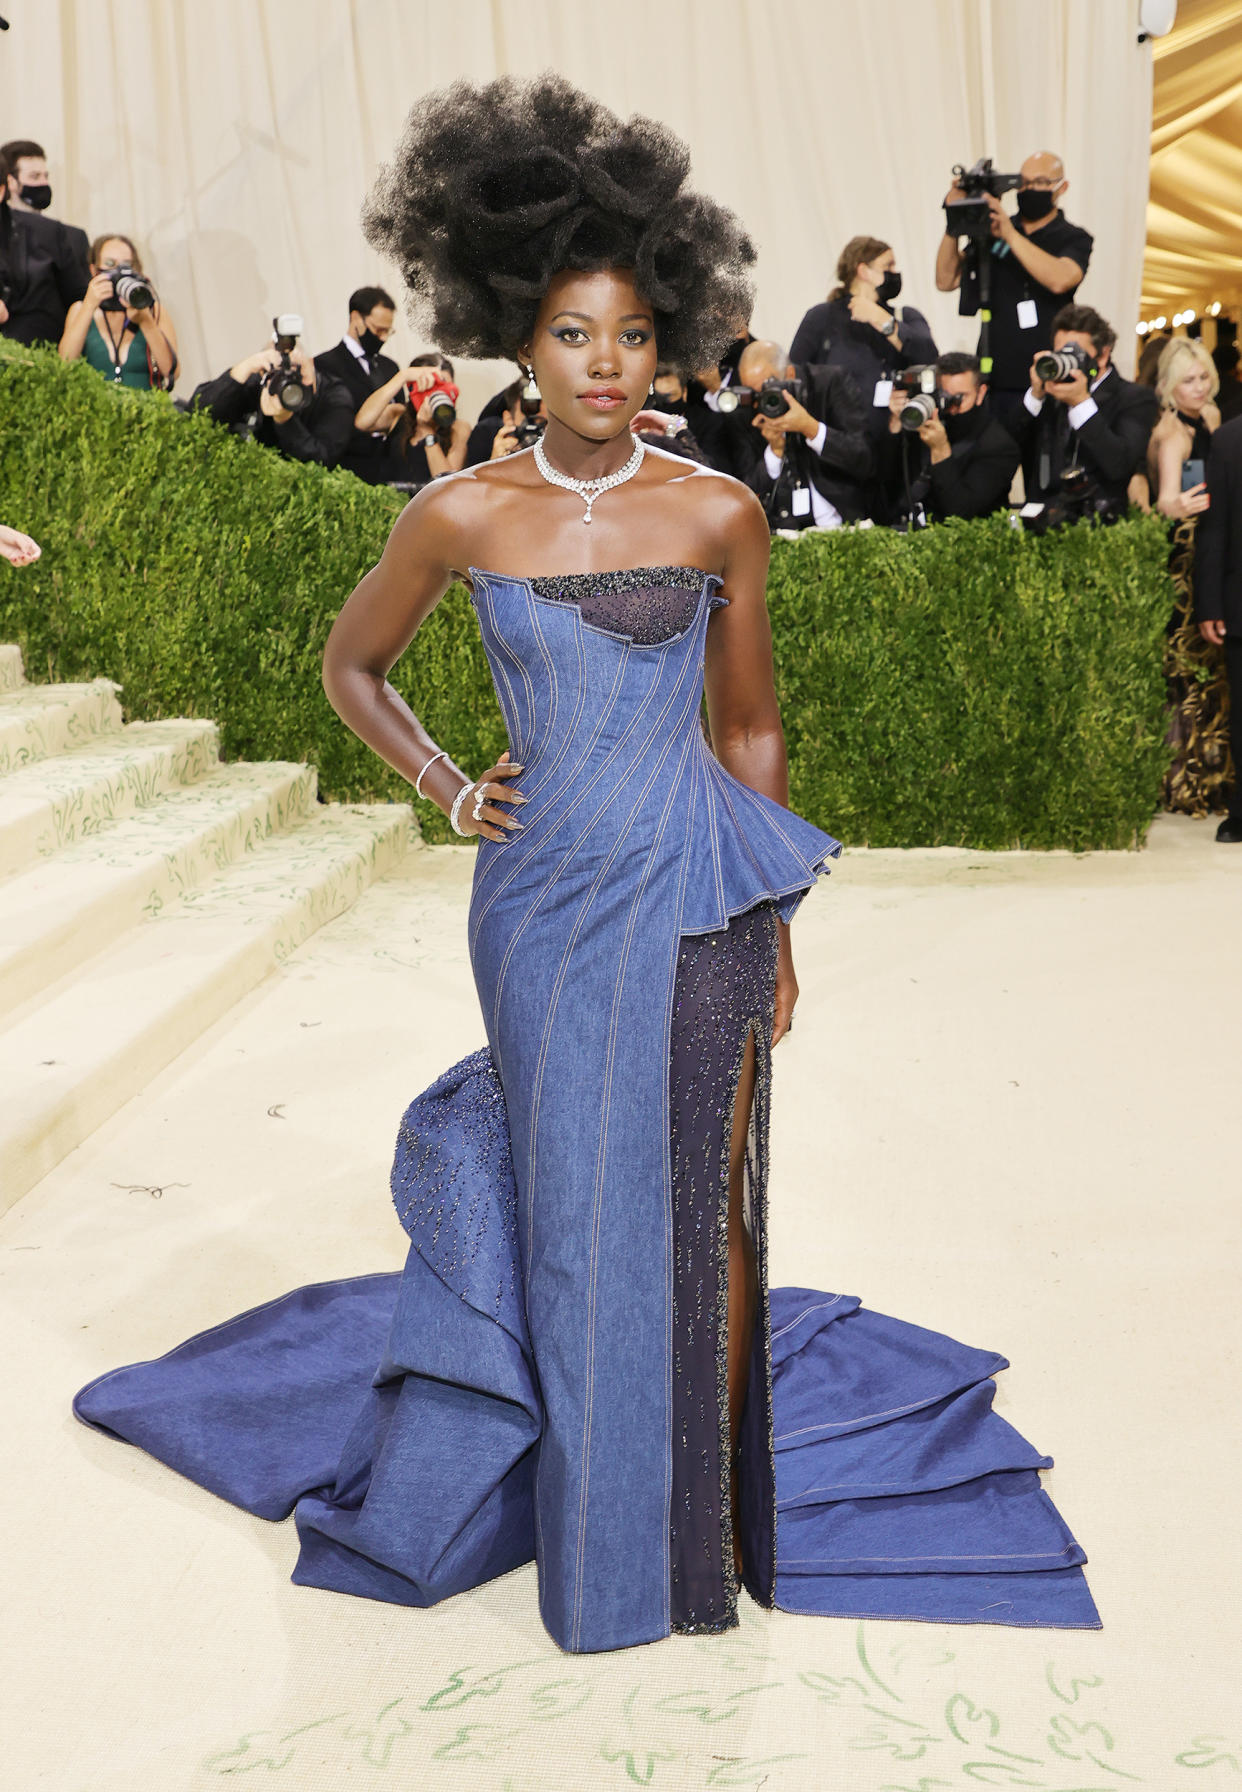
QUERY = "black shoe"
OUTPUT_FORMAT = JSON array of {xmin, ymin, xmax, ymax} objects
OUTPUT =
[{"xmin": 1216, "ymin": 816, "xmax": 1242, "ymax": 843}]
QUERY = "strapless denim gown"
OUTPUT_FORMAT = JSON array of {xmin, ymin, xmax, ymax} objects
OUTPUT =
[{"xmin": 73, "ymin": 566, "xmax": 1100, "ymax": 1653}]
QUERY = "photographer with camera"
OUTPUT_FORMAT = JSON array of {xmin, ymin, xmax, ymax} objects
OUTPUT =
[
  {"xmin": 314, "ymin": 286, "xmax": 401, "ymax": 483},
  {"xmin": 789, "ymin": 237, "xmax": 938, "ymax": 443},
  {"xmin": 57, "ymin": 234, "xmax": 179, "ymax": 389},
  {"xmin": 727, "ymin": 338, "xmax": 871, "ymax": 531},
  {"xmin": 936, "ymin": 152, "xmax": 1092, "ymax": 438},
  {"xmin": 875, "ymin": 352, "xmax": 1020, "ymax": 528},
  {"xmin": 0, "ymin": 139, "xmax": 90, "ymax": 346},
  {"xmin": 189, "ymin": 316, "xmax": 355, "ymax": 467},
  {"xmin": 465, "ymin": 368, "xmax": 550, "ymax": 466},
  {"xmin": 353, "ymin": 350, "xmax": 470, "ymax": 486},
  {"xmin": 1016, "ymin": 304, "xmax": 1157, "ymax": 525}
]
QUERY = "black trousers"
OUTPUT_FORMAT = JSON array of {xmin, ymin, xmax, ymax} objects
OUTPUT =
[{"xmin": 1226, "ymin": 634, "xmax": 1242, "ymax": 818}]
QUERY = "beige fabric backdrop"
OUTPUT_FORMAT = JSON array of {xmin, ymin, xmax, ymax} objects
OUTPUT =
[{"xmin": 1, "ymin": 0, "xmax": 1153, "ymax": 409}]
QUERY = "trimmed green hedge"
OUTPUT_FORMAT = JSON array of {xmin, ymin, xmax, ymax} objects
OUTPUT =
[{"xmin": 1, "ymin": 345, "xmax": 1173, "ymax": 848}]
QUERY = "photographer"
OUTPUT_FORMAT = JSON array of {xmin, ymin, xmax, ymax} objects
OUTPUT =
[
  {"xmin": 354, "ymin": 350, "xmax": 470, "ymax": 485},
  {"xmin": 466, "ymin": 370, "xmax": 549, "ymax": 466},
  {"xmin": 728, "ymin": 338, "xmax": 871, "ymax": 530},
  {"xmin": 0, "ymin": 139, "xmax": 90, "ymax": 345},
  {"xmin": 790, "ymin": 236, "xmax": 938, "ymax": 442},
  {"xmin": 876, "ymin": 352, "xmax": 1020, "ymax": 527},
  {"xmin": 188, "ymin": 320, "xmax": 355, "ymax": 466},
  {"xmin": 314, "ymin": 287, "xmax": 401, "ymax": 482},
  {"xmin": 57, "ymin": 234, "xmax": 178, "ymax": 389},
  {"xmin": 1016, "ymin": 305, "xmax": 1157, "ymax": 519},
  {"xmin": 936, "ymin": 152, "xmax": 1092, "ymax": 436}
]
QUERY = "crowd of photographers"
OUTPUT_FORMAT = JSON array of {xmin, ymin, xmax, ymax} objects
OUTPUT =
[
  {"xmin": 3, "ymin": 132, "xmax": 1239, "ymax": 836},
  {"xmin": 0, "ymin": 133, "xmax": 1205, "ymax": 536}
]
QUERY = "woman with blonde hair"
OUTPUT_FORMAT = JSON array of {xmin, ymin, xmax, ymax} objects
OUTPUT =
[
  {"xmin": 1148, "ymin": 334, "xmax": 1231, "ymax": 814},
  {"xmin": 58, "ymin": 232, "xmax": 178, "ymax": 389}
]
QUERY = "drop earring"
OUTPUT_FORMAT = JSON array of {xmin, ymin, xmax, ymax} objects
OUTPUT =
[
  {"xmin": 522, "ymin": 363, "xmax": 540, "ymax": 400},
  {"xmin": 649, "ymin": 381, "xmax": 655, "ymax": 395}
]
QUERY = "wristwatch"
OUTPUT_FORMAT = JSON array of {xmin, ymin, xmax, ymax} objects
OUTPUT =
[{"xmin": 879, "ymin": 316, "xmax": 898, "ymax": 339}]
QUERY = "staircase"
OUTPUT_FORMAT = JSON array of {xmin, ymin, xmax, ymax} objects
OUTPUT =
[{"xmin": 0, "ymin": 647, "xmax": 410, "ymax": 1210}]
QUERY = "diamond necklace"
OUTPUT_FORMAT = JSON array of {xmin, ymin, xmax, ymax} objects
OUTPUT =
[{"xmin": 533, "ymin": 432, "xmax": 645, "ymax": 525}]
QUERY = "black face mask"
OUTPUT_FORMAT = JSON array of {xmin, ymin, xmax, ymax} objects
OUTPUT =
[
  {"xmin": 1016, "ymin": 188, "xmax": 1055, "ymax": 222},
  {"xmin": 18, "ymin": 183, "xmax": 53, "ymax": 211},
  {"xmin": 876, "ymin": 269, "xmax": 902, "ymax": 306},
  {"xmin": 943, "ymin": 404, "xmax": 981, "ymax": 443},
  {"xmin": 358, "ymin": 327, "xmax": 386, "ymax": 359}
]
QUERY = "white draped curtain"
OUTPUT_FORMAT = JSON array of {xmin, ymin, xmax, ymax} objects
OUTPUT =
[{"xmin": 1, "ymin": 0, "xmax": 1153, "ymax": 409}]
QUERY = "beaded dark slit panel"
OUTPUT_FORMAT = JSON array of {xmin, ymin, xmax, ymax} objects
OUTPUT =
[{"xmin": 668, "ymin": 904, "xmax": 778, "ymax": 1633}]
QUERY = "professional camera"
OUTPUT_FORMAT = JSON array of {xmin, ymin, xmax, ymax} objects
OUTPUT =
[
  {"xmin": 1034, "ymin": 342, "xmax": 1100, "ymax": 385},
  {"xmin": 512, "ymin": 387, "xmax": 546, "ymax": 447},
  {"xmin": 714, "ymin": 385, "xmax": 750, "ymax": 415},
  {"xmin": 1019, "ymin": 466, "xmax": 1125, "ymax": 535},
  {"xmin": 894, "ymin": 364, "xmax": 939, "ymax": 432},
  {"xmin": 754, "ymin": 375, "xmax": 807, "ymax": 419},
  {"xmin": 945, "ymin": 156, "xmax": 1021, "ymax": 242},
  {"xmin": 405, "ymin": 372, "xmax": 459, "ymax": 447},
  {"xmin": 262, "ymin": 313, "xmax": 310, "ymax": 412},
  {"xmin": 103, "ymin": 264, "xmax": 156, "ymax": 311}
]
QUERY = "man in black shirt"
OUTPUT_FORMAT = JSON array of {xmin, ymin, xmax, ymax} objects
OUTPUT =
[
  {"xmin": 314, "ymin": 286, "xmax": 401, "ymax": 482},
  {"xmin": 876, "ymin": 352, "xmax": 1020, "ymax": 527},
  {"xmin": 0, "ymin": 139, "xmax": 90, "ymax": 345},
  {"xmin": 935, "ymin": 151, "xmax": 1093, "ymax": 439}
]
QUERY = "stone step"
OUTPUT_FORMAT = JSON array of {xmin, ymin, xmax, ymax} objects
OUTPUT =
[
  {"xmin": 0, "ymin": 760, "xmax": 318, "ymax": 1020},
  {"xmin": 0, "ymin": 680, "xmax": 123, "ymax": 776},
  {"xmin": 0, "ymin": 718, "xmax": 220, "ymax": 879},
  {"xmin": 0, "ymin": 644, "xmax": 23, "ymax": 692},
  {"xmin": 0, "ymin": 801, "xmax": 410, "ymax": 1211}
]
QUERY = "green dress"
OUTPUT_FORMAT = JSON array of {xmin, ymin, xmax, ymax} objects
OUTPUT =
[{"xmin": 83, "ymin": 315, "xmax": 152, "ymax": 389}]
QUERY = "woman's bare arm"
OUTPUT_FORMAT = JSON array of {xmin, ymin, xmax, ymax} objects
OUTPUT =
[
  {"xmin": 703, "ymin": 483, "xmax": 800, "ymax": 1042},
  {"xmin": 321, "ymin": 479, "xmax": 505, "ymax": 824}
]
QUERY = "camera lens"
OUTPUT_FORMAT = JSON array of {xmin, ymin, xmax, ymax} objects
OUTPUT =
[
  {"xmin": 1035, "ymin": 349, "xmax": 1076, "ymax": 383},
  {"xmin": 715, "ymin": 389, "xmax": 740, "ymax": 413},
  {"xmin": 900, "ymin": 393, "xmax": 937, "ymax": 431}
]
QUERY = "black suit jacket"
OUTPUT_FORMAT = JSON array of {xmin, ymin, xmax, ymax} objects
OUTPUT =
[
  {"xmin": 1014, "ymin": 368, "xmax": 1157, "ymax": 509},
  {"xmin": 0, "ymin": 208, "xmax": 90, "ymax": 344},
  {"xmin": 734, "ymin": 363, "xmax": 871, "ymax": 525},
  {"xmin": 1194, "ymin": 414, "xmax": 1242, "ymax": 634},
  {"xmin": 876, "ymin": 407, "xmax": 1020, "ymax": 524},
  {"xmin": 313, "ymin": 341, "xmax": 399, "ymax": 481}
]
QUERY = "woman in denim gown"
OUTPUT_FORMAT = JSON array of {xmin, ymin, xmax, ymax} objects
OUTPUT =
[{"xmin": 73, "ymin": 75, "xmax": 1099, "ymax": 1653}]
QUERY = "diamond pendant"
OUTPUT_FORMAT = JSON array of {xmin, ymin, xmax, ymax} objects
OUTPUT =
[{"xmin": 582, "ymin": 512, "xmax": 592, "ymax": 524}]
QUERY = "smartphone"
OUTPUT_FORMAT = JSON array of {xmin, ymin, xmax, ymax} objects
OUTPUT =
[{"xmin": 1182, "ymin": 458, "xmax": 1206, "ymax": 492}]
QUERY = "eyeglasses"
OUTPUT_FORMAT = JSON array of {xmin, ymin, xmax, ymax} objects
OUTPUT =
[{"xmin": 1018, "ymin": 177, "xmax": 1059, "ymax": 190}]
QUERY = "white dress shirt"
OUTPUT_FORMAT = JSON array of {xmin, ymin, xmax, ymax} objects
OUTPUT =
[
  {"xmin": 1024, "ymin": 363, "xmax": 1113, "ymax": 431},
  {"xmin": 764, "ymin": 419, "xmax": 842, "ymax": 528}
]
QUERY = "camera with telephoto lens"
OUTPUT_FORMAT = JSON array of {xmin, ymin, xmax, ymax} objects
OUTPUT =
[
  {"xmin": 894, "ymin": 364, "xmax": 940, "ymax": 432},
  {"xmin": 1034, "ymin": 342, "xmax": 1100, "ymax": 385},
  {"xmin": 945, "ymin": 156, "xmax": 1022, "ymax": 242},
  {"xmin": 405, "ymin": 372, "xmax": 459, "ymax": 449},
  {"xmin": 262, "ymin": 314, "xmax": 310, "ymax": 412},
  {"xmin": 104, "ymin": 264, "xmax": 156, "ymax": 311},
  {"xmin": 512, "ymin": 386, "xmax": 546, "ymax": 446},
  {"xmin": 1019, "ymin": 464, "xmax": 1126, "ymax": 535}
]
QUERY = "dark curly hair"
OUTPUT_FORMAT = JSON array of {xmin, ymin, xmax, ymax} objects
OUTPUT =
[{"xmin": 361, "ymin": 73, "xmax": 756, "ymax": 371}]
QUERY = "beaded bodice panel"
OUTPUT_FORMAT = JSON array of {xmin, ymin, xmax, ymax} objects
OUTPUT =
[{"xmin": 525, "ymin": 565, "xmax": 715, "ymax": 646}]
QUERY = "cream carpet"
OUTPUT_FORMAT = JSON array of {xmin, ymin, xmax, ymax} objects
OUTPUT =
[{"xmin": 4, "ymin": 819, "xmax": 1240, "ymax": 1789}]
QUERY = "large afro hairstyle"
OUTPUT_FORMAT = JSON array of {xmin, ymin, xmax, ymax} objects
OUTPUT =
[{"xmin": 361, "ymin": 72, "xmax": 756, "ymax": 371}]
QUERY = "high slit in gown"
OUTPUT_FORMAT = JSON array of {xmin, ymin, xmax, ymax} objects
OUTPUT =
[{"xmin": 72, "ymin": 565, "xmax": 1100, "ymax": 1652}]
